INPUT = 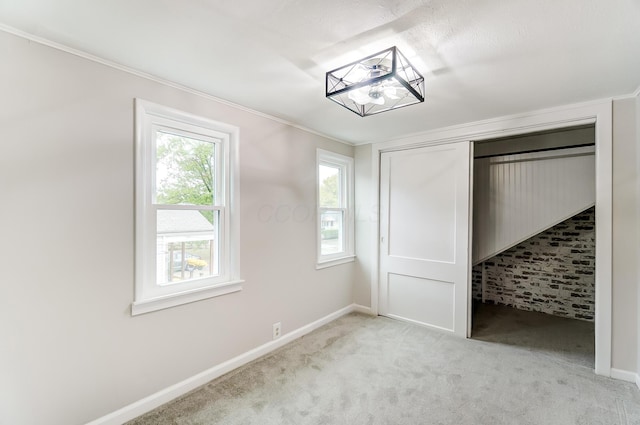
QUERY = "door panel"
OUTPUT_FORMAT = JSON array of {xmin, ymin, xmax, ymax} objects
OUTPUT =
[
  {"xmin": 380, "ymin": 141, "xmax": 472, "ymax": 337},
  {"xmin": 387, "ymin": 273, "xmax": 455, "ymax": 331},
  {"xmin": 387, "ymin": 149, "xmax": 457, "ymax": 262}
]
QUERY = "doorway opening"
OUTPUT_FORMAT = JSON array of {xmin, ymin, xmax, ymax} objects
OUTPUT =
[{"xmin": 470, "ymin": 125, "xmax": 596, "ymax": 368}]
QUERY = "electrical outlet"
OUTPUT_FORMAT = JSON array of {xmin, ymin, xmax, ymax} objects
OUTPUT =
[{"xmin": 272, "ymin": 322, "xmax": 281, "ymax": 340}]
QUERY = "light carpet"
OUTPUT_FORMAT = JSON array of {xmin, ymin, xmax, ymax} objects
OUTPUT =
[{"xmin": 128, "ymin": 310, "xmax": 640, "ymax": 424}]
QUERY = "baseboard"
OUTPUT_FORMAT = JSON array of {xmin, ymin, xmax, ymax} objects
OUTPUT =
[
  {"xmin": 352, "ymin": 304, "xmax": 373, "ymax": 315},
  {"xmin": 610, "ymin": 368, "xmax": 637, "ymax": 383},
  {"xmin": 87, "ymin": 304, "xmax": 360, "ymax": 425}
]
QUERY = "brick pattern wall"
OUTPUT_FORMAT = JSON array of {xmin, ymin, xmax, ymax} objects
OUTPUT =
[
  {"xmin": 472, "ymin": 207, "xmax": 595, "ymax": 321},
  {"xmin": 472, "ymin": 264, "xmax": 482, "ymax": 301}
]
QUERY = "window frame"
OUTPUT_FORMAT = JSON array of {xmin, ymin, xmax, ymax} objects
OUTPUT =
[
  {"xmin": 316, "ymin": 149, "xmax": 355, "ymax": 268},
  {"xmin": 133, "ymin": 99, "xmax": 242, "ymax": 315}
]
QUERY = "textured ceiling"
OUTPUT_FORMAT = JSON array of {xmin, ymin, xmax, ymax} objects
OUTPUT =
[{"xmin": 1, "ymin": 0, "xmax": 639, "ymax": 144}]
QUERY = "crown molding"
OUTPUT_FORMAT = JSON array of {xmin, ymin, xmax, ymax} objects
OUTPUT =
[{"xmin": 0, "ymin": 24, "xmax": 353, "ymax": 147}]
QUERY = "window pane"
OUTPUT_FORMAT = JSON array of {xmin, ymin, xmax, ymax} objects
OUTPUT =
[
  {"xmin": 320, "ymin": 211, "xmax": 344, "ymax": 255},
  {"xmin": 319, "ymin": 164, "xmax": 341, "ymax": 208},
  {"xmin": 155, "ymin": 131, "xmax": 215, "ymax": 206},
  {"xmin": 156, "ymin": 209, "xmax": 219, "ymax": 285}
]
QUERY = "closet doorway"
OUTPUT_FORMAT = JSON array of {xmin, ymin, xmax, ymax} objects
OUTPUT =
[{"xmin": 470, "ymin": 125, "xmax": 596, "ymax": 368}]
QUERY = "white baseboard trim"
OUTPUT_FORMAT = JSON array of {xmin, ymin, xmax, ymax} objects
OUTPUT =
[
  {"xmin": 352, "ymin": 304, "xmax": 373, "ymax": 315},
  {"xmin": 610, "ymin": 368, "xmax": 637, "ymax": 383},
  {"xmin": 87, "ymin": 304, "xmax": 361, "ymax": 425}
]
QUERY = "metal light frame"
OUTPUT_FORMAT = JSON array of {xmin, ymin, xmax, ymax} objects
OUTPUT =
[{"xmin": 325, "ymin": 46, "xmax": 425, "ymax": 117}]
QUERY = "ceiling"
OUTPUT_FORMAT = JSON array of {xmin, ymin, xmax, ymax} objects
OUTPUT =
[{"xmin": 1, "ymin": 0, "xmax": 639, "ymax": 145}]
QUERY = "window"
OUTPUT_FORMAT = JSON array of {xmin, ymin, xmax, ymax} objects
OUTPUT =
[
  {"xmin": 133, "ymin": 99, "xmax": 241, "ymax": 315},
  {"xmin": 317, "ymin": 149, "xmax": 354, "ymax": 267}
]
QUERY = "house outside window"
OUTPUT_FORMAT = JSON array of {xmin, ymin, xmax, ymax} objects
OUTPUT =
[
  {"xmin": 317, "ymin": 149, "xmax": 354, "ymax": 268},
  {"xmin": 133, "ymin": 99, "xmax": 241, "ymax": 315}
]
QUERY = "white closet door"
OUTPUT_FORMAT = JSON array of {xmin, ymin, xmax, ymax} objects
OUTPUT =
[{"xmin": 379, "ymin": 141, "xmax": 472, "ymax": 337}]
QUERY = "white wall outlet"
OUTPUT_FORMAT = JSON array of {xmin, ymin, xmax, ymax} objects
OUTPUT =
[{"xmin": 272, "ymin": 322, "xmax": 281, "ymax": 340}]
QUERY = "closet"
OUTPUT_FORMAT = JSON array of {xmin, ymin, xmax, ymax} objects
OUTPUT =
[{"xmin": 471, "ymin": 125, "xmax": 596, "ymax": 366}]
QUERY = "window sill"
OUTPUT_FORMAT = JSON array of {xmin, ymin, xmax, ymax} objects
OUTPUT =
[
  {"xmin": 316, "ymin": 255, "xmax": 355, "ymax": 270},
  {"xmin": 131, "ymin": 280, "xmax": 243, "ymax": 316}
]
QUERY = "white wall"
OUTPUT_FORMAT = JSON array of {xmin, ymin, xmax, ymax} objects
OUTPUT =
[
  {"xmin": 0, "ymin": 31, "xmax": 354, "ymax": 425},
  {"xmin": 354, "ymin": 144, "xmax": 374, "ymax": 308},
  {"xmin": 611, "ymin": 97, "xmax": 639, "ymax": 372}
]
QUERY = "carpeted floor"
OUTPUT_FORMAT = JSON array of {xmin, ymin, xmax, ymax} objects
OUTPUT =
[
  {"xmin": 472, "ymin": 303, "xmax": 595, "ymax": 369},
  {"xmin": 128, "ymin": 308, "xmax": 640, "ymax": 424}
]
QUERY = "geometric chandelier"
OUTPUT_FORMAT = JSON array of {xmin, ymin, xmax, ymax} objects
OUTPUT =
[{"xmin": 325, "ymin": 46, "xmax": 425, "ymax": 117}]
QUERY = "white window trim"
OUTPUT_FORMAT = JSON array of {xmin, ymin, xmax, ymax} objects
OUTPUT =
[
  {"xmin": 133, "ymin": 99, "xmax": 242, "ymax": 315},
  {"xmin": 316, "ymin": 149, "xmax": 355, "ymax": 268}
]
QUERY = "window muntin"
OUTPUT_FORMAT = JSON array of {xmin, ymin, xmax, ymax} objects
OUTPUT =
[
  {"xmin": 317, "ymin": 150, "xmax": 354, "ymax": 266},
  {"xmin": 134, "ymin": 100, "xmax": 241, "ymax": 315}
]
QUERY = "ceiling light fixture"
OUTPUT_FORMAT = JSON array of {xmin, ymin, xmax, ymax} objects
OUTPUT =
[{"xmin": 325, "ymin": 46, "xmax": 425, "ymax": 117}]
